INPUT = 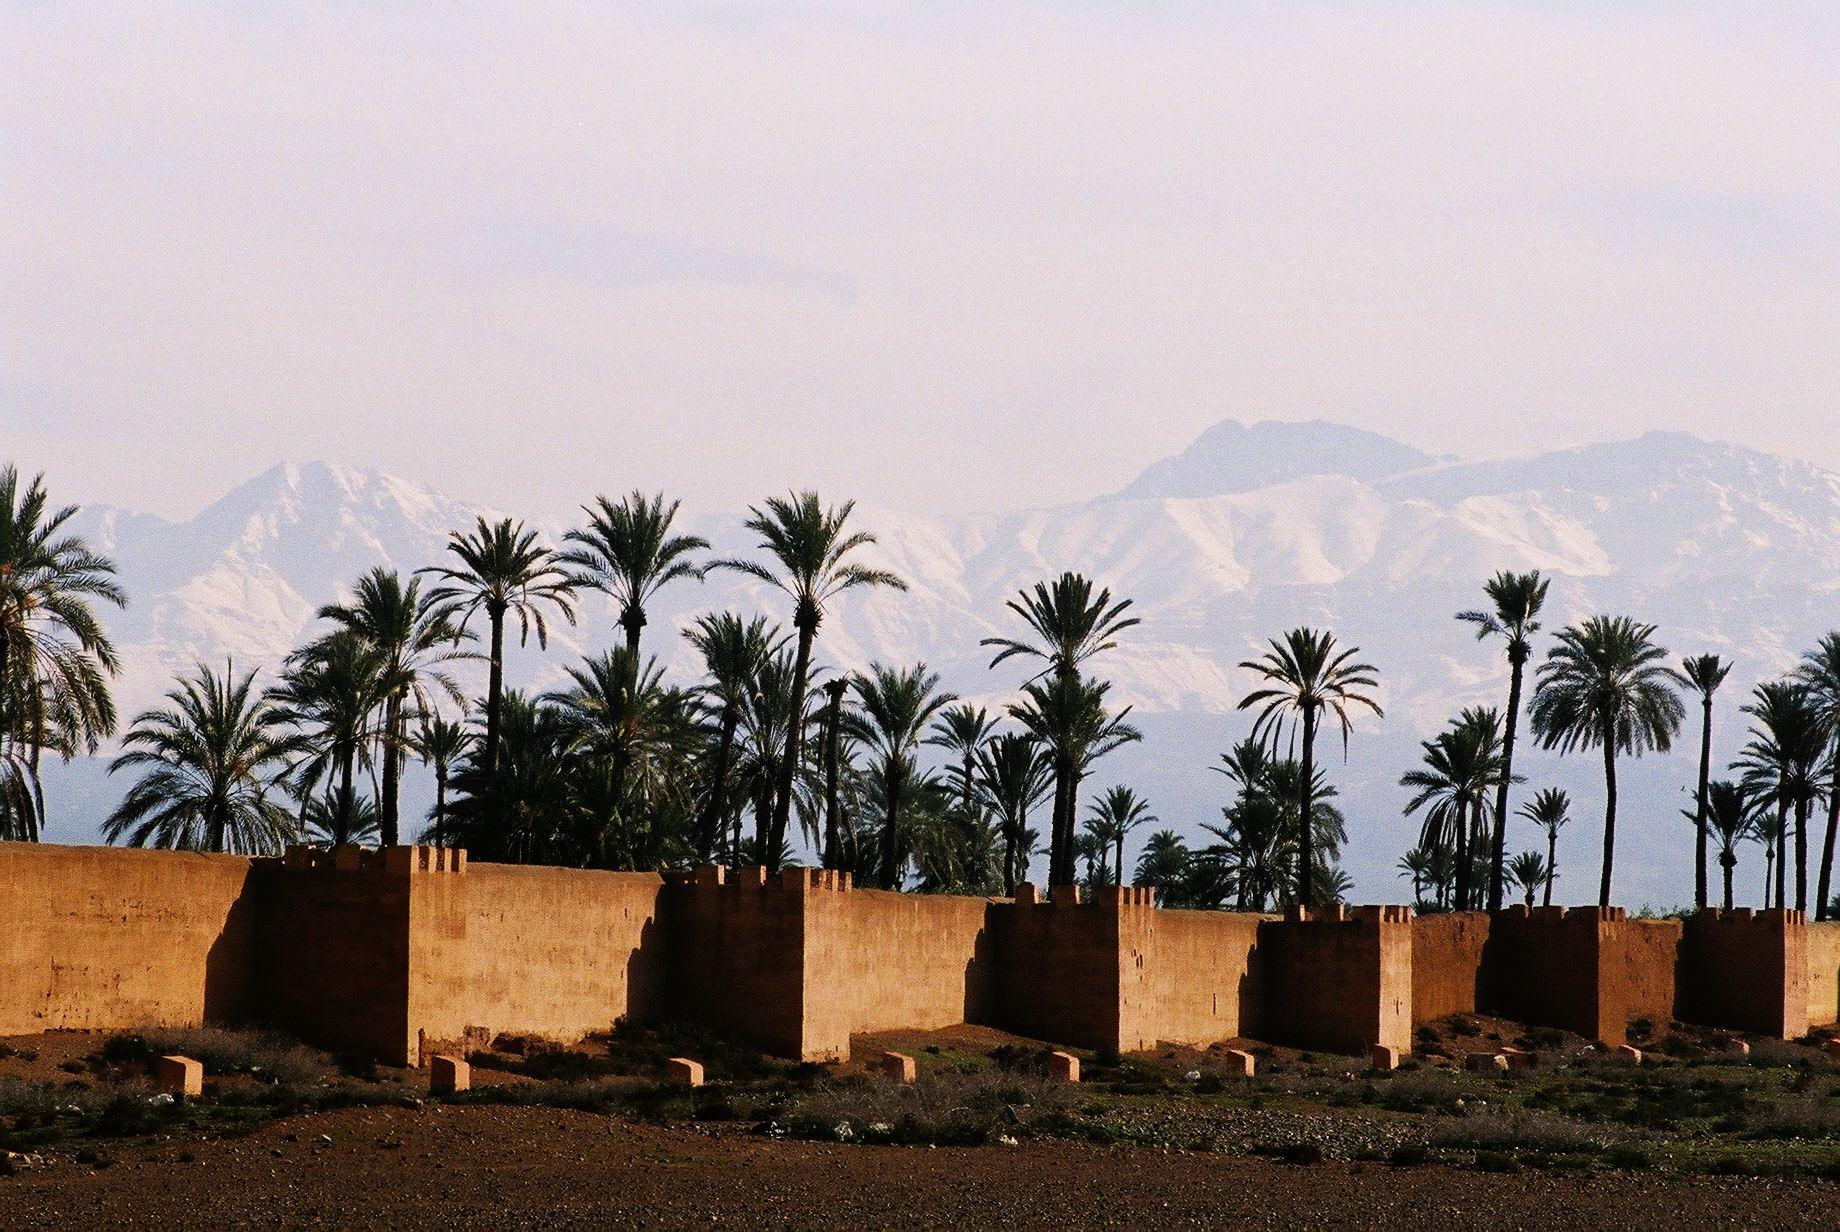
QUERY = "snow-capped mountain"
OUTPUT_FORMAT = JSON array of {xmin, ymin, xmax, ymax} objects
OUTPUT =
[{"xmin": 43, "ymin": 424, "xmax": 1840, "ymax": 906}]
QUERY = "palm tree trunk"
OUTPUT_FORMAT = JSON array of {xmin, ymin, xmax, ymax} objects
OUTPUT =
[
  {"xmin": 1454, "ymin": 804, "xmax": 1472, "ymax": 912},
  {"xmin": 338, "ymin": 743, "xmax": 357, "ymax": 845},
  {"xmin": 434, "ymin": 768, "xmax": 447, "ymax": 848},
  {"xmin": 621, "ymin": 606, "xmax": 645, "ymax": 660},
  {"xmin": 1766, "ymin": 805, "xmax": 1781, "ymax": 912},
  {"xmin": 1722, "ymin": 852, "xmax": 1734, "ymax": 912},
  {"xmin": 484, "ymin": 606, "xmax": 506, "ymax": 775},
  {"xmin": 1297, "ymin": 704, "xmax": 1316, "ymax": 907},
  {"xmin": 1115, "ymin": 830, "xmax": 1126, "ymax": 887},
  {"xmin": 821, "ymin": 687, "xmax": 845, "ymax": 869},
  {"xmin": 771, "ymin": 621, "xmax": 815, "ymax": 868},
  {"xmin": 1694, "ymin": 695, "xmax": 1713, "ymax": 911},
  {"xmin": 1001, "ymin": 810, "xmax": 1018, "ymax": 895},
  {"xmin": 698, "ymin": 708, "xmax": 738, "ymax": 863},
  {"xmin": 1819, "ymin": 765, "xmax": 1840, "ymax": 921},
  {"xmin": 881, "ymin": 771, "xmax": 903, "ymax": 890},
  {"xmin": 380, "ymin": 692, "xmax": 402, "ymax": 847},
  {"xmin": 1544, "ymin": 825, "xmax": 1557, "ymax": 908},
  {"xmin": 1598, "ymin": 730, "xmax": 1617, "ymax": 909},
  {"xmin": 1794, "ymin": 795, "xmax": 1809, "ymax": 914},
  {"xmin": 1049, "ymin": 758, "xmax": 1074, "ymax": 887},
  {"xmin": 1488, "ymin": 652, "xmax": 1527, "ymax": 911}
]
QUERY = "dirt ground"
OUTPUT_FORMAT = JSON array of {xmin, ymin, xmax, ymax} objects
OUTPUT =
[{"xmin": 3, "ymin": 1103, "xmax": 1836, "ymax": 1231}]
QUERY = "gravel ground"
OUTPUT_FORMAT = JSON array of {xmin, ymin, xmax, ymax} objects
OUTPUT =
[{"xmin": 4, "ymin": 1104, "xmax": 1835, "ymax": 1231}]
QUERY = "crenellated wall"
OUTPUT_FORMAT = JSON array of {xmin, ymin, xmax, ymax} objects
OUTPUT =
[{"xmin": 3, "ymin": 840, "xmax": 1832, "ymax": 1065}]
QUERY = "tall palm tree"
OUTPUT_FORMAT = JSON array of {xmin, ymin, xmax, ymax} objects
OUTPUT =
[
  {"xmin": 313, "ymin": 568, "xmax": 471, "ymax": 846},
  {"xmin": 1238, "ymin": 628, "xmax": 1383, "ymax": 906},
  {"xmin": 1795, "ymin": 635, "xmax": 1840, "ymax": 919},
  {"xmin": 1693, "ymin": 779, "xmax": 1755, "ymax": 912},
  {"xmin": 415, "ymin": 712, "xmax": 470, "ymax": 847},
  {"xmin": 1734, "ymin": 680, "xmax": 1825, "ymax": 913},
  {"xmin": 1457, "ymin": 570, "xmax": 1548, "ymax": 911},
  {"xmin": 103, "ymin": 661, "xmax": 300, "ymax": 854},
  {"xmin": 559, "ymin": 491, "xmax": 708, "ymax": 658},
  {"xmin": 422, "ymin": 517, "xmax": 576, "ymax": 776},
  {"xmin": 268, "ymin": 630, "xmax": 389, "ymax": 845},
  {"xmin": 975, "ymin": 732, "xmax": 1053, "ymax": 893},
  {"xmin": 1507, "ymin": 851, "xmax": 1549, "ymax": 909},
  {"xmin": 1400, "ymin": 708, "xmax": 1508, "ymax": 911},
  {"xmin": 926, "ymin": 704, "xmax": 1000, "ymax": 818},
  {"xmin": 0, "ymin": 466, "xmax": 125, "ymax": 839},
  {"xmin": 1134, "ymin": 830, "xmax": 1190, "ymax": 901},
  {"xmin": 845, "ymin": 663, "xmax": 956, "ymax": 888},
  {"xmin": 981, "ymin": 573, "xmax": 1140, "ymax": 682},
  {"xmin": 817, "ymin": 677, "xmax": 852, "ymax": 869},
  {"xmin": 712, "ymin": 493, "xmax": 906, "ymax": 866},
  {"xmin": 1009, "ymin": 671, "xmax": 1141, "ymax": 886},
  {"xmin": 684, "ymin": 612, "xmax": 787, "ymax": 862},
  {"xmin": 1517, "ymin": 787, "xmax": 1570, "ymax": 908},
  {"xmin": 1084, "ymin": 785, "xmax": 1156, "ymax": 887},
  {"xmin": 544, "ymin": 648, "xmax": 685, "ymax": 812},
  {"xmin": 1529, "ymin": 616, "xmax": 1682, "ymax": 907},
  {"xmin": 1673, "ymin": 653, "xmax": 1733, "ymax": 911}
]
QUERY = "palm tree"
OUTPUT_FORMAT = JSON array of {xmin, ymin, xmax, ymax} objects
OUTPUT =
[
  {"xmin": 422, "ymin": 517, "xmax": 576, "ymax": 776},
  {"xmin": 303, "ymin": 789, "xmax": 381, "ymax": 849},
  {"xmin": 0, "ymin": 465, "xmax": 125, "ymax": 839},
  {"xmin": 684, "ymin": 612, "xmax": 787, "ymax": 862},
  {"xmin": 313, "ymin": 568, "xmax": 470, "ymax": 846},
  {"xmin": 926, "ymin": 704, "xmax": 1000, "ymax": 818},
  {"xmin": 442, "ymin": 692, "xmax": 574, "ymax": 864},
  {"xmin": 1673, "ymin": 653, "xmax": 1733, "ymax": 911},
  {"xmin": 1457, "ymin": 570, "xmax": 1548, "ymax": 911},
  {"xmin": 1396, "ymin": 845, "xmax": 1439, "ymax": 910},
  {"xmin": 975, "ymin": 732, "xmax": 1053, "ymax": 893},
  {"xmin": 559, "ymin": 491, "xmax": 708, "ymax": 658},
  {"xmin": 981, "ymin": 573, "xmax": 1140, "ymax": 682},
  {"xmin": 268, "ymin": 630, "xmax": 388, "ymax": 845},
  {"xmin": 1400, "ymin": 708, "xmax": 1508, "ymax": 911},
  {"xmin": 1507, "ymin": 851, "xmax": 1549, "ymax": 908},
  {"xmin": 1134, "ymin": 829, "xmax": 1190, "ymax": 900},
  {"xmin": 1694, "ymin": 779, "xmax": 1755, "ymax": 911},
  {"xmin": 1517, "ymin": 787, "xmax": 1570, "ymax": 908},
  {"xmin": 1795, "ymin": 635, "xmax": 1840, "ymax": 919},
  {"xmin": 544, "ymin": 648, "xmax": 686, "ymax": 813},
  {"xmin": 1734, "ymin": 680, "xmax": 1825, "ymax": 913},
  {"xmin": 845, "ymin": 663, "xmax": 956, "ymax": 888},
  {"xmin": 415, "ymin": 712, "xmax": 470, "ymax": 847},
  {"xmin": 103, "ymin": 661, "xmax": 300, "ymax": 854},
  {"xmin": 817, "ymin": 677, "xmax": 851, "ymax": 869},
  {"xmin": 1238, "ymin": 628, "xmax": 1383, "ymax": 906},
  {"xmin": 1009, "ymin": 671, "xmax": 1141, "ymax": 886},
  {"xmin": 1529, "ymin": 616, "xmax": 1682, "ymax": 907},
  {"xmin": 712, "ymin": 493, "xmax": 907, "ymax": 867},
  {"xmin": 1085, "ymin": 785, "xmax": 1156, "ymax": 887}
]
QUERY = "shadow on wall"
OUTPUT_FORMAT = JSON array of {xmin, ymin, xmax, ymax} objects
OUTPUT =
[{"xmin": 202, "ymin": 889, "xmax": 258, "ymax": 1025}]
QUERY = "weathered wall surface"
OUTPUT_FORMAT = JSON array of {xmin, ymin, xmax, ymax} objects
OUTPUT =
[
  {"xmin": 989, "ymin": 891, "xmax": 1125, "ymax": 1050},
  {"xmin": 1616, "ymin": 918, "xmax": 1684, "ymax": 1029},
  {"xmin": 0, "ymin": 842, "xmax": 256, "ymax": 1035},
  {"xmin": 804, "ymin": 879, "xmax": 994, "ymax": 1053},
  {"xmin": 1410, "ymin": 913, "xmax": 1490, "ymax": 1023},
  {"xmin": 1809, "ymin": 921, "xmax": 1840, "ymax": 1028},
  {"xmin": 1131, "ymin": 906, "xmax": 1265, "ymax": 1047},
  {"xmin": 1255, "ymin": 909, "xmax": 1413, "ymax": 1056},
  {"xmin": 255, "ymin": 848, "xmax": 414, "ymax": 1063},
  {"xmin": 1679, "ymin": 910, "xmax": 1807, "ymax": 1038},
  {"xmin": 454, "ymin": 863, "xmax": 666, "ymax": 1047},
  {"xmin": 662, "ymin": 867, "xmax": 809, "ymax": 1057}
]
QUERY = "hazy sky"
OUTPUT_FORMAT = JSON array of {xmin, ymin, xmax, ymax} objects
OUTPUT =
[{"xmin": 5, "ymin": 2, "xmax": 1836, "ymax": 519}]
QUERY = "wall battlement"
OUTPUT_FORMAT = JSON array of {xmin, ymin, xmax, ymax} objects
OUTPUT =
[{"xmin": 4, "ymin": 841, "xmax": 1833, "ymax": 1066}]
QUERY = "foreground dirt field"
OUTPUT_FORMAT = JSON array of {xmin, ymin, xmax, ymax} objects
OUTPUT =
[{"xmin": 4, "ymin": 1103, "xmax": 1836, "ymax": 1231}]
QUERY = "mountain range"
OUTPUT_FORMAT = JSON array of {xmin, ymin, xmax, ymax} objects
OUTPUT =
[{"xmin": 43, "ymin": 420, "xmax": 1840, "ymax": 905}]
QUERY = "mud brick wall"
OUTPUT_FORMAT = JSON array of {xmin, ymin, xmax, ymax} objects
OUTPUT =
[
  {"xmin": 1410, "ymin": 912, "xmax": 1490, "ymax": 1023},
  {"xmin": 1254, "ymin": 907, "xmax": 1413, "ymax": 1056},
  {"xmin": 1679, "ymin": 910, "xmax": 1806, "ymax": 1038},
  {"xmin": 988, "ymin": 887, "xmax": 1132, "ymax": 1051},
  {"xmin": 0, "ymin": 842, "xmax": 257, "ymax": 1034},
  {"xmin": 1809, "ymin": 921, "xmax": 1840, "ymax": 1029},
  {"xmin": 662, "ymin": 866, "xmax": 811, "ymax": 1057},
  {"xmin": 1131, "ymin": 905, "xmax": 1266, "ymax": 1047},
  {"xmin": 802, "ymin": 876, "xmax": 996, "ymax": 1054}
]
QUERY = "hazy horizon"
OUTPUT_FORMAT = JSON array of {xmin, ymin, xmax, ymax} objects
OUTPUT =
[{"xmin": 8, "ymin": 3, "xmax": 1837, "ymax": 519}]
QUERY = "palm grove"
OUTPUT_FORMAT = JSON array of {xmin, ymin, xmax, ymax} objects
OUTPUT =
[{"xmin": 6, "ymin": 465, "xmax": 1840, "ymax": 920}]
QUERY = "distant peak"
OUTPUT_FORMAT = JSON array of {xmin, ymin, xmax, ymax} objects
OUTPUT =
[{"xmin": 1114, "ymin": 418, "xmax": 1434, "ymax": 501}]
